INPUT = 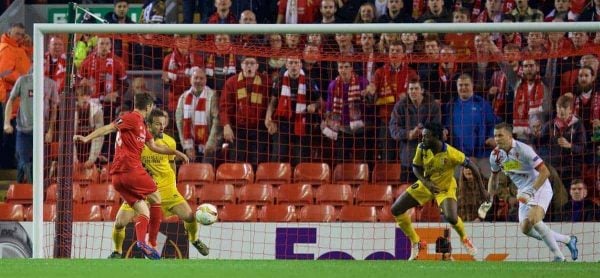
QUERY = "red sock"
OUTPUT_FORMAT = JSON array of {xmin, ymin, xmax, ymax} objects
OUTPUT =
[
  {"xmin": 135, "ymin": 215, "xmax": 149, "ymax": 243},
  {"xmin": 148, "ymin": 204, "xmax": 163, "ymax": 247}
]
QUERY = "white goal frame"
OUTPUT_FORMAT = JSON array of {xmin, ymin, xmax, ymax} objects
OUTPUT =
[{"xmin": 32, "ymin": 22, "xmax": 600, "ymax": 259}]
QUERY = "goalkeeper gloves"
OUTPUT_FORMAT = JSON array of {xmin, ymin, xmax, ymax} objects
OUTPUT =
[
  {"xmin": 517, "ymin": 187, "xmax": 536, "ymax": 204},
  {"xmin": 478, "ymin": 200, "xmax": 493, "ymax": 219}
]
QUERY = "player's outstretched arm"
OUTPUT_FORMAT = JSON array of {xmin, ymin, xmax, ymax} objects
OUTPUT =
[
  {"xmin": 73, "ymin": 123, "xmax": 117, "ymax": 144},
  {"xmin": 146, "ymin": 139, "xmax": 190, "ymax": 163}
]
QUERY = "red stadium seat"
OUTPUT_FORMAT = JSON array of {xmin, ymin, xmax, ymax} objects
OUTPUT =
[
  {"xmin": 259, "ymin": 204, "xmax": 297, "ymax": 222},
  {"xmin": 255, "ymin": 163, "xmax": 292, "ymax": 185},
  {"xmin": 176, "ymin": 183, "xmax": 197, "ymax": 204},
  {"xmin": 73, "ymin": 164, "xmax": 99, "ymax": 185},
  {"xmin": 333, "ymin": 163, "xmax": 369, "ymax": 185},
  {"xmin": 293, "ymin": 163, "xmax": 331, "ymax": 184},
  {"xmin": 197, "ymin": 183, "xmax": 235, "ymax": 206},
  {"xmin": 298, "ymin": 204, "xmax": 336, "ymax": 222},
  {"xmin": 276, "ymin": 183, "xmax": 314, "ymax": 206},
  {"xmin": 83, "ymin": 183, "xmax": 120, "ymax": 206},
  {"xmin": 355, "ymin": 184, "xmax": 393, "ymax": 207},
  {"xmin": 46, "ymin": 183, "xmax": 86, "ymax": 204},
  {"xmin": 24, "ymin": 204, "xmax": 56, "ymax": 221},
  {"xmin": 102, "ymin": 205, "xmax": 119, "ymax": 221},
  {"xmin": 378, "ymin": 206, "xmax": 395, "ymax": 222},
  {"xmin": 72, "ymin": 204, "xmax": 103, "ymax": 221},
  {"xmin": 338, "ymin": 205, "xmax": 377, "ymax": 222},
  {"xmin": 372, "ymin": 163, "xmax": 402, "ymax": 185},
  {"xmin": 5, "ymin": 183, "xmax": 33, "ymax": 205},
  {"xmin": 219, "ymin": 204, "xmax": 258, "ymax": 222},
  {"xmin": 416, "ymin": 201, "xmax": 442, "ymax": 222},
  {"xmin": 395, "ymin": 183, "xmax": 411, "ymax": 198},
  {"xmin": 0, "ymin": 203, "xmax": 24, "ymax": 221},
  {"xmin": 178, "ymin": 163, "xmax": 215, "ymax": 186},
  {"xmin": 237, "ymin": 184, "xmax": 274, "ymax": 205},
  {"xmin": 315, "ymin": 184, "xmax": 353, "ymax": 206},
  {"xmin": 216, "ymin": 163, "xmax": 254, "ymax": 185}
]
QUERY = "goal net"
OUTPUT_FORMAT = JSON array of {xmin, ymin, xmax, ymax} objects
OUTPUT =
[{"xmin": 29, "ymin": 18, "xmax": 600, "ymax": 261}]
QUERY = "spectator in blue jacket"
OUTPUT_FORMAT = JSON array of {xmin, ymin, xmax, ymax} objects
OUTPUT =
[{"xmin": 444, "ymin": 73, "xmax": 498, "ymax": 176}]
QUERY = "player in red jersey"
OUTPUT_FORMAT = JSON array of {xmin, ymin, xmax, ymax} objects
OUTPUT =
[{"xmin": 74, "ymin": 92, "xmax": 189, "ymax": 259}]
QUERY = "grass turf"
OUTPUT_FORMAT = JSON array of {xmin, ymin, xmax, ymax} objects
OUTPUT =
[{"xmin": 0, "ymin": 260, "xmax": 599, "ymax": 278}]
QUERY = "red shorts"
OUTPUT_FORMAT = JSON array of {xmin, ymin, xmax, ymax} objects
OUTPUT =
[{"xmin": 112, "ymin": 169, "xmax": 157, "ymax": 206}]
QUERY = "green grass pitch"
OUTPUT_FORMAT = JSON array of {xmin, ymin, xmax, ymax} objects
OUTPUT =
[{"xmin": 1, "ymin": 260, "xmax": 599, "ymax": 278}]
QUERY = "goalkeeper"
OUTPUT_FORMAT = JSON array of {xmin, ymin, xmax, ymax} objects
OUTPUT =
[
  {"xmin": 108, "ymin": 109, "xmax": 209, "ymax": 258},
  {"xmin": 480, "ymin": 123, "xmax": 578, "ymax": 261}
]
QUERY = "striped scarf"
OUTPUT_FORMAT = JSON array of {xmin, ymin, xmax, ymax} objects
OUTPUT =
[
  {"xmin": 275, "ymin": 70, "xmax": 307, "ymax": 135},
  {"xmin": 332, "ymin": 74, "xmax": 361, "ymax": 118},
  {"xmin": 514, "ymin": 78, "xmax": 545, "ymax": 129},
  {"xmin": 182, "ymin": 88, "xmax": 209, "ymax": 147},
  {"xmin": 205, "ymin": 53, "xmax": 236, "ymax": 77}
]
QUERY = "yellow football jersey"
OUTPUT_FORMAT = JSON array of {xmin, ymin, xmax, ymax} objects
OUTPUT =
[
  {"xmin": 412, "ymin": 142, "xmax": 467, "ymax": 191},
  {"xmin": 141, "ymin": 133, "xmax": 176, "ymax": 189}
]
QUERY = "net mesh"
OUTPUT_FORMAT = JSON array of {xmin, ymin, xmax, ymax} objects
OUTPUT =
[{"xmin": 32, "ymin": 24, "xmax": 600, "ymax": 260}]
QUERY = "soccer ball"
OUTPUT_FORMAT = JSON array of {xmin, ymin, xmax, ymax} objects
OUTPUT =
[{"xmin": 196, "ymin": 203, "xmax": 218, "ymax": 225}]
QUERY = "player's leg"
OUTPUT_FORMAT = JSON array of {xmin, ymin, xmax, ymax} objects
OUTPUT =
[
  {"xmin": 440, "ymin": 197, "xmax": 476, "ymax": 256},
  {"xmin": 146, "ymin": 191, "xmax": 163, "ymax": 248},
  {"xmin": 523, "ymin": 205, "xmax": 566, "ymax": 261},
  {"xmin": 170, "ymin": 202, "xmax": 209, "ymax": 256},
  {"xmin": 391, "ymin": 186, "xmax": 425, "ymax": 260},
  {"xmin": 109, "ymin": 204, "xmax": 135, "ymax": 258}
]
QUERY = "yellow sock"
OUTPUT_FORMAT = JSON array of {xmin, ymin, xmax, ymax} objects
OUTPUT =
[
  {"xmin": 395, "ymin": 212, "xmax": 420, "ymax": 244},
  {"xmin": 112, "ymin": 227, "xmax": 126, "ymax": 254},
  {"xmin": 184, "ymin": 220, "xmax": 198, "ymax": 242},
  {"xmin": 452, "ymin": 216, "xmax": 467, "ymax": 240}
]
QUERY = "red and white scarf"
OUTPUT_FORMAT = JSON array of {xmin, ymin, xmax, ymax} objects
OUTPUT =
[
  {"xmin": 554, "ymin": 114, "xmax": 577, "ymax": 134},
  {"xmin": 205, "ymin": 53, "xmax": 236, "ymax": 77},
  {"xmin": 182, "ymin": 87, "xmax": 209, "ymax": 149},
  {"xmin": 332, "ymin": 74, "xmax": 361, "ymax": 126},
  {"xmin": 514, "ymin": 78, "xmax": 545, "ymax": 128},
  {"xmin": 275, "ymin": 70, "xmax": 307, "ymax": 135}
]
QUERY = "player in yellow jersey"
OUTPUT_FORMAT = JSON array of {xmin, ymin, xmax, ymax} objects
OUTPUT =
[
  {"xmin": 108, "ymin": 109, "xmax": 209, "ymax": 258},
  {"xmin": 390, "ymin": 122, "xmax": 489, "ymax": 260}
]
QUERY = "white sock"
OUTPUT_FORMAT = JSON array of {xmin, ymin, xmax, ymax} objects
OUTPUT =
[
  {"xmin": 534, "ymin": 222, "xmax": 565, "ymax": 259},
  {"xmin": 526, "ymin": 229, "xmax": 542, "ymax": 240},
  {"xmin": 551, "ymin": 231, "xmax": 570, "ymax": 244}
]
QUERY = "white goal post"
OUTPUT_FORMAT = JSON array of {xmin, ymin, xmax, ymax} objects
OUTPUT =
[{"xmin": 32, "ymin": 22, "xmax": 600, "ymax": 259}]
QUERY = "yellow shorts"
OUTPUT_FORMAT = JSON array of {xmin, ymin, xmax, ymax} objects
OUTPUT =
[
  {"xmin": 406, "ymin": 181, "xmax": 457, "ymax": 206},
  {"xmin": 119, "ymin": 183, "xmax": 187, "ymax": 217}
]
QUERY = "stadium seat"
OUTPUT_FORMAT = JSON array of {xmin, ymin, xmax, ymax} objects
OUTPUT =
[
  {"xmin": 255, "ymin": 163, "xmax": 292, "ymax": 185},
  {"xmin": 355, "ymin": 184, "xmax": 393, "ymax": 207},
  {"xmin": 197, "ymin": 183, "xmax": 235, "ymax": 206},
  {"xmin": 259, "ymin": 204, "xmax": 297, "ymax": 222},
  {"xmin": 298, "ymin": 204, "xmax": 336, "ymax": 222},
  {"xmin": 218, "ymin": 204, "xmax": 258, "ymax": 222},
  {"xmin": 377, "ymin": 206, "xmax": 395, "ymax": 222},
  {"xmin": 315, "ymin": 184, "xmax": 353, "ymax": 206},
  {"xmin": 102, "ymin": 205, "xmax": 118, "ymax": 221},
  {"xmin": 178, "ymin": 163, "xmax": 215, "ymax": 186},
  {"xmin": 5, "ymin": 183, "xmax": 33, "ymax": 205},
  {"xmin": 176, "ymin": 183, "xmax": 197, "ymax": 203},
  {"xmin": 276, "ymin": 183, "xmax": 314, "ymax": 206},
  {"xmin": 24, "ymin": 204, "xmax": 56, "ymax": 221},
  {"xmin": 72, "ymin": 204, "xmax": 103, "ymax": 221},
  {"xmin": 83, "ymin": 183, "xmax": 120, "ymax": 206},
  {"xmin": 0, "ymin": 203, "xmax": 24, "ymax": 221},
  {"xmin": 45, "ymin": 183, "xmax": 85, "ymax": 204},
  {"xmin": 416, "ymin": 201, "xmax": 442, "ymax": 222},
  {"xmin": 372, "ymin": 163, "xmax": 402, "ymax": 185},
  {"xmin": 98, "ymin": 165, "xmax": 110, "ymax": 183},
  {"xmin": 332, "ymin": 163, "xmax": 369, "ymax": 185},
  {"xmin": 338, "ymin": 205, "xmax": 377, "ymax": 222},
  {"xmin": 216, "ymin": 163, "xmax": 255, "ymax": 185},
  {"xmin": 395, "ymin": 183, "xmax": 412, "ymax": 198},
  {"xmin": 293, "ymin": 163, "xmax": 331, "ymax": 184},
  {"xmin": 237, "ymin": 183, "xmax": 274, "ymax": 206},
  {"xmin": 73, "ymin": 164, "xmax": 99, "ymax": 185}
]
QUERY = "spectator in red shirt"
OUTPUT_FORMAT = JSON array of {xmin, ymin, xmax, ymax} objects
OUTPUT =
[
  {"xmin": 277, "ymin": 0, "xmax": 319, "ymax": 24},
  {"xmin": 204, "ymin": 0, "xmax": 237, "ymax": 23},
  {"xmin": 44, "ymin": 36, "xmax": 67, "ymax": 94}
]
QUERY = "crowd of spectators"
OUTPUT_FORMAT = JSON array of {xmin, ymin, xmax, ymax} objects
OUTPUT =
[{"xmin": 1, "ymin": 0, "xmax": 600, "ymax": 221}]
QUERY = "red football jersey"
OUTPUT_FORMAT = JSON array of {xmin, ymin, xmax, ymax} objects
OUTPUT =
[{"xmin": 109, "ymin": 111, "xmax": 153, "ymax": 174}]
